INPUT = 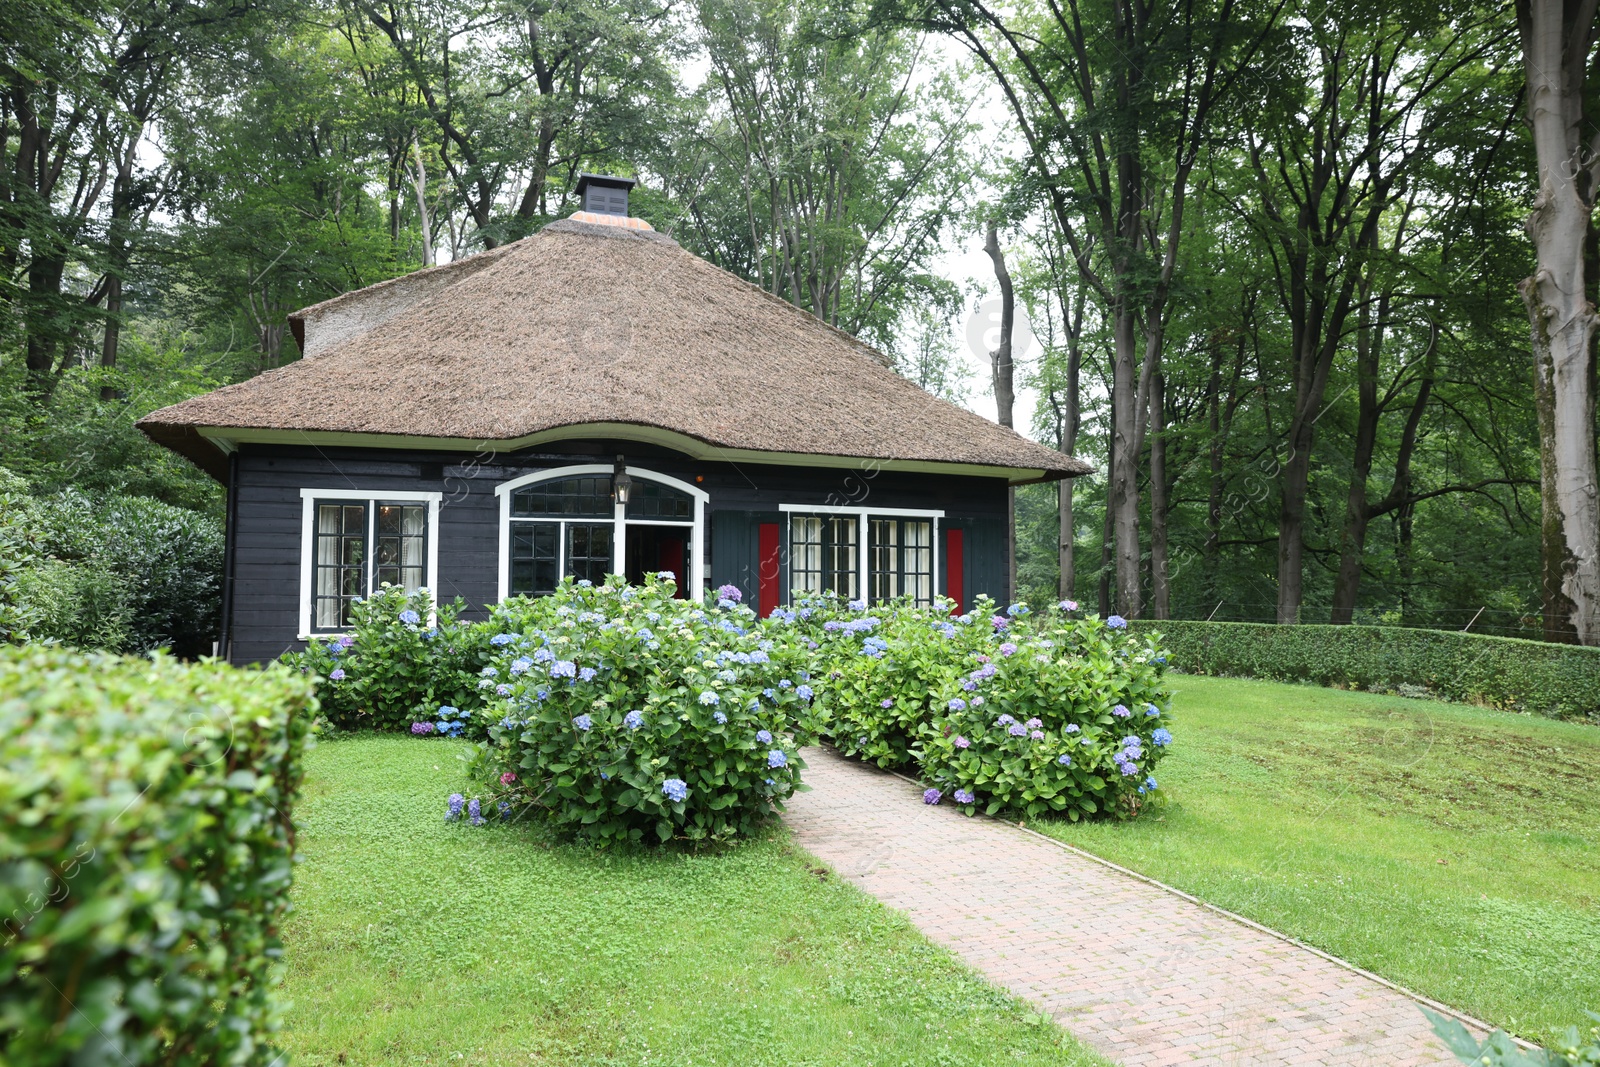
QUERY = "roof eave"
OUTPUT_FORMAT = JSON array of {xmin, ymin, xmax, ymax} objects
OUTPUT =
[{"xmin": 164, "ymin": 422, "xmax": 1089, "ymax": 484}]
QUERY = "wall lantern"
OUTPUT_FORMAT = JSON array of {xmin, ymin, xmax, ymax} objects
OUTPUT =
[{"xmin": 611, "ymin": 455, "xmax": 632, "ymax": 506}]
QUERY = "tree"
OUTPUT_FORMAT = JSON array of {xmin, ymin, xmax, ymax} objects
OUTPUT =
[{"xmin": 1515, "ymin": 0, "xmax": 1600, "ymax": 644}]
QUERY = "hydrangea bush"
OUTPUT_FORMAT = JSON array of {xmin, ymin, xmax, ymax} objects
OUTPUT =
[
  {"xmin": 284, "ymin": 586, "xmax": 498, "ymax": 731},
  {"xmin": 918, "ymin": 607, "xmax": 1172, "ymax": 820},
  {"xmin": 463, "ymin": 575, "xmax": 819, "ymax": 844}
]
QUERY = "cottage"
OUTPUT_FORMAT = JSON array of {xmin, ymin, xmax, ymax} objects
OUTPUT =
[{"xmin": 138, "ymin": 176, "xmax": 1089, "ymax": 664}]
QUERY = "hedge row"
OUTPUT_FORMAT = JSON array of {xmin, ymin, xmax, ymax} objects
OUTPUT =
[
  {"xmin": 1135, "ymin": 619, "xmax": 1600, "ymax": 721},
  {"xmin": 0, "ymin": 647, "xmax": 315, "ymax": 1065}
]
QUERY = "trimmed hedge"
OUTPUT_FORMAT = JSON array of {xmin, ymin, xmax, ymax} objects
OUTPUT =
[
  {"xmin": 1135, "ymin": 619, "xmax": 1600, "ymax": 721},
  {"xmin": 0, "ymin": 647, "xmax": 315, "ymax": 1065}
]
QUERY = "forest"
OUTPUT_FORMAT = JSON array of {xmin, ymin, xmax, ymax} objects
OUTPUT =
[{"xmin": 3, "ymin": 0, "xmax": 1598, "ymax": 647}]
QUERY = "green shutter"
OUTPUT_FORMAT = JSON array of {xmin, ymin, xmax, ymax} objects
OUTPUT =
[
  {"xmin": 952, "ymin": 515, "xmax": 1009, "ymax": 606},
  {"xmin": 709, "ymin": 511, "xmax": 781, "ymax": 604}
]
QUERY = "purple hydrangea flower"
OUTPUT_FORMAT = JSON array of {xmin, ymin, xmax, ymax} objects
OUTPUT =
[
  {"xmin": 716, "ymin": 583, "xmax": 743, "ymax": 603},
  {"xmin": 923, "ymin": 788, "xmax": 942, "ymax": 805},
  {"xmin": 948, "ymin": 698, "xmax": 967, "ymax": 712},
  {"xmin": 411, "ymin": 721, "xmax": 434, "ymax": 735},
  {"xmin": 329, "ymin": 668, "xmax": 346, "ymax": 681},
  {"xmin": 1030, "ymin": 729, "xmax": 1044, "ymax": 740},
  {"xmin": 338, "ymin": 634, "xmax": 355, "ymax": 648},
  {"xmin": 962, "ymin": 680, "xmax": 978, "ymax": 691},
  {"xmin": 880, "ymin": 698, "xmax": 893, "ymax": 709},
  {"xmin": 446, "ymin": 793, "xmax": 464, "ymax": 821},
  {"xmin": 953, "ymin": 788, "xmax": 975, "ymax": 804},
  {"xmin": 996, "ymin": 714, "xmax": 1015, "ymax": 726},
  {"xmin": 954, "ymin": 735, "xmax": 970, "ymax": 749},
  {"xmin": 1007, "ymin": 723, "xmax": 1027, "ymax": 737},
  {"xmin": 991, "ymin": 615, "xmax": 1009, "ymax": 629},
  {"xmin": 1112, "ymin": 704, "xmax": 1131, "ymax": 718},
  {"xmin": 1057, "ymin": 754, "xmax": 1072, "ymax": 766},
  {"xmin": 468, "ymin": 798, "xmax": 485, "ymax": 826},
  {"xmin": 1025, "ymin": 718, "xmax": 1043, "ymax": 729},
  {"xmin": 1059, "ymin": 599, "xmax": 1079, "ymax": 611}
]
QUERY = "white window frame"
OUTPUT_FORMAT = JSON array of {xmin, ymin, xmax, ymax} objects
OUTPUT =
[
  {"xmin": 298, "ymin": 488, "xmax": 443, "ymax": 639},
  {"xmin": 495, "ymin": 465, "xmax": 708, "ymax": 602},
  {"xmin": 778, "ymin": 503, "xmax": 943, "ymax": 605}
]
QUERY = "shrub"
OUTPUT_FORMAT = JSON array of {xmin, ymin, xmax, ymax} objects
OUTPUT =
[
  {"xmin": 466, "ymin": 575, "xmax": 818, "ymax": 844},
  {"xmin": 284, "ymin": 586, "xmax": 498, "ymax": 732},
  {"xmin": 918, "ymin": 608, "xmax": 1172, "ymax": 820},
  {"xmin": 0, "ymin": 645, "xmax": 314, "ymax": 1066},
  {"xmin": 0, "ymin": 468, "xmax": 38, "ymax": 643},
  {"xmin": 773, "ymin": 592, "xmax": 995, "ymax": 769},
  {"xmin": 1140, "ymin": 619, "xmax": 1600, "ymax": 722},
  {"xmin": 6, "ymin": 485, "xmax": 224, "ymax": 656}
]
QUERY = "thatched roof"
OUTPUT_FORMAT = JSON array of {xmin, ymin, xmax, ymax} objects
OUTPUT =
[{"xmin": 139, "ymin": 217, "xmax": 1091, "ymax": 484}]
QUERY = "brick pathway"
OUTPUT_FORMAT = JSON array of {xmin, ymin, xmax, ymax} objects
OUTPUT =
[{"xmin": 784, "ymin": 747, "xmax": 1480, "ymax": 1067}]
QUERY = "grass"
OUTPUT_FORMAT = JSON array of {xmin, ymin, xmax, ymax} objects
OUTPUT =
[
  {"xmin": 1033, "ymin": 674, "xmax": 1600, "ymax": 1046},
  {"xmin": 278, "ymin": 736, "xmax": 1108, "ymax": 1067}
]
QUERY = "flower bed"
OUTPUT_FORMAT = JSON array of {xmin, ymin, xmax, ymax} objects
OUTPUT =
[{"xmin": 285, "ymin": 581, "xmax": 1175, "ymax": 836}]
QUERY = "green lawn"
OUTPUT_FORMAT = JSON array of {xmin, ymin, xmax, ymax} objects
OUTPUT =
[
  {"xmin": 1035, "ymin": 674, "xmax": 1600, "ymax": 1046},
  {"xmin": 279, "ymin": 737, "xmax": 1107, "ymax": 1067}
]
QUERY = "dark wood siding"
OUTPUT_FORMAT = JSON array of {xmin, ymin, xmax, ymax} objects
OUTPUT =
[{"xmin": 226, "ymin": 438, "xmax": 1015, "ymax": 663}]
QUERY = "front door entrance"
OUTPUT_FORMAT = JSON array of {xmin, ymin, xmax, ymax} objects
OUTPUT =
[{"xmin": 626, "ymin": 524, "xmax": 691, "ymax": 597}]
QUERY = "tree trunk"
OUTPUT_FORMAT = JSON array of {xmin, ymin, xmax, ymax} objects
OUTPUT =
[
  {"xmin": 412, "ymin": 140, "xmax": 435, "ymax": 267},
  {"xmin": 1111, "ymin": 305, "xmax": 1142, "ymax": 617},
  {"xmin": 1099, "ymin": 398, "xmax": 1116, "ymax": 616},
  {"xmin": 984, "ymin": 221, "xmax": 1017, "ymax": 599},
  {"xmin": 1331, "ymin": 287, "xmax": 1384, "ymax": 624},
  {"xmin": 1149, "ymin": 370, "xmax": 1170, "ymax": 618},
  {"xmin": 1059, "ymin": 334, "xmax": 1081, "ymax": 600},
  {"xmin": 1517, "ymin": 0, "xmax": 1600, "ymax": 644}
]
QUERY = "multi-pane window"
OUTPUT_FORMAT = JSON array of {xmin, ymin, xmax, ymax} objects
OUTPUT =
[
  {"xmin": 509, "ymin": 477, "xmax": 610, "ymax": 518},
  {"xmin": 626, "ymin": 481, "xmax": 693, "ymax": 520},
  {"xmin": 790, "ymin": 515, "xmax": 859, "ymax": 598},
  {"xmin": 311, "ymin": 500, "xmax": 430, "ymax": 631},
  {"xmin": 870, "ymin": 518, "xmax": 932, "ymax": 606},
  {"xmin": 507, "ymin": 479, "xmax": 616, "ymax": 596}
]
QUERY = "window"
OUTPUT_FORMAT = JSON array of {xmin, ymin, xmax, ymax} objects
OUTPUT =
[
  {"xmin": 496, "ymin": 465, "xmax": 707, "ymax": 601},
  {"xmin": 783, "ymin": 505, "xmax": 940, "ymax": 607},
  {"xmin": 790, "ymin": 514, "xmax": 859, "ymax": 598},
  {"xmin": 869, "ymin": 518, "xmax": 933, "ymax": 605},
  {"xmin": 300, "ymin": 490, "xmax": 440, "ymax": 635}
]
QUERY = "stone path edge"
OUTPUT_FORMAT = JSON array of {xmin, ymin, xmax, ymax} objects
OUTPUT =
[{"xmin": 825, "ymin": 749, "xmax": 1531, "ymax": 1052}]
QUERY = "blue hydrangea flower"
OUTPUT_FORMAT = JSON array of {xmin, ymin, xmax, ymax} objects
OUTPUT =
[
  {"xmin": 1112, "ymin": 704, "xmax": 1131, "ymax": 718},
  {"xmin": 1152, "ymin": 728, "xmax": 1172, "ymax": 747},
  {"xmin": 1144, "ymin": 776, "xmax": 1158, "ymax": 791},
  {"xmin": 717, "ymin": 598, "xmax": 738, "ymax": 609},
  {"xmin": 399, "ymin": 609, "xmax": 421, "ymax": 626},
  {"xmin": 749, "ymin": 650, "xmax": 770, "ymax": 663},
  {"xmin": 329, "ymin": 667, "xmax": 345, "ymax": 681},
  {"xmin": 1146, "ymin": 704, "xmax": 1161, "ymax": 718},
  {"xmin": 533, "ymin": 647, "xmax": 555, "ymax": 663},
  {"xmin": 717, "ymin": 669, "xmax": 737, "ymax": 682},
  {"xmin": 572, "ymin": 714, "xmax": 593, "ymax": 731},
  {"xmin": 1106, "ymin": 614, "xmax": 1128, "ymax": 629},
  {"xmin": 962, "ymin": 680, "xmax": 978, "ymax": 691},
  {"xmin": 468, "ymin": 798, "xmax": 485, "ymax": 826},
  {"xmin": 1057, "ymin": 754, "xmax": 1073, "ymax": 766},
  {"xmin": 848, "ymin": 599, "xmax": 866, "ymax": 611},
  {"xmin": 713, "ymin": 710, "xmax": 727, "ymax": 724},
  {"xmin": 767, "ymin": 750, "xmax": 787, "ymax": 769},
  {"xmin": 880, "ymin": 698, "xmax": 893, "ymax": 709},
  {"xmin": 953, "ymin": 788, "xmax": 975, "ymax": 804},
  {"xmin": 796, "ymin": 685, "xmax": 813, "ymax": 701},
  {"xmin": 550, "ymin": 660, "xmax": 577, "ymax": 678},
  {"xmin": 1065, "ymin": 723, "xmax": 1080, "ymax": 734},
  {"xmin": 948, "ymin": 698, "xmax": 967, "ymax": 712},
  {"xmin": 778, "ymin": 679, "xmax": 792, "ymax": 689},
  {"xmin": 446, "ymin": 793, "xmax": 464, "ymax": 821},
  {"xmin": 699, "ymin": 690, "xmax": 720, "ymax": 706},
  {"xmin": 756, "ymin": 729, "xmax": 773, "ymax": 743},
  {"xmin": 998, "ymin": 642, "xmax": 1018, "ymax": 657},
  {"xmin": 624, "ymin": 710, "xmax": 645, "ymax": 730},
  {"xmin": 762, "ymin": 688, "xmax": 776, "ymax": 699},
  {"xmin": 490, "ymin": 633, "xmax": 516, "ymax": 646},
  {"xmin": 1008, "ymin": 723, "xmax": 1028, "ymax": 737},
  {"xmin": 662, "ymin": 778, "xmax": 688, "ymax": 803},
  {"xmin": 923, "ymin": 788, "xmax": 942, "ymax": 805},
  {"xmin": 995, "ymin": 714, "xmax": 1015, "ymax": 726},
  {"xmin": 1006, "ymin": 603, "xmax": 1029, "ymax": 616},
  {"xmin": 509, "ymin": 657, "xmax": 532, "ymax": 675},
  {"xmin": 498, "ymin": 801, "xmax": 512, "ymax": 820}
]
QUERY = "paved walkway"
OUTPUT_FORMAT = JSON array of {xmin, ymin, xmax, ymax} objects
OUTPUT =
[{"xmin": 784, "ymin": 747, "xmax": 1478, "ymax": 1067}]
